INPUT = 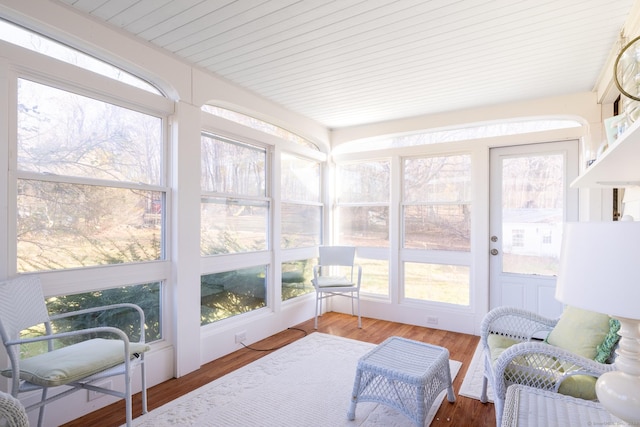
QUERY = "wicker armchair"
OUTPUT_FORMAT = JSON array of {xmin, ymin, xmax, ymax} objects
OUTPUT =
[
  {"xmin": 480, "ymin": 306, "xmax": 616, "ymax": 427},
  {"xmin": 0, "ymin": 391, "xmax": 29, "ymax": 427}
]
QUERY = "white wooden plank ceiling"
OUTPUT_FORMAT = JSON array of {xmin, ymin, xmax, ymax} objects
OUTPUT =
[{"xmin": 55, "ymin": 0, "xmax": 634, "ymax": 129}]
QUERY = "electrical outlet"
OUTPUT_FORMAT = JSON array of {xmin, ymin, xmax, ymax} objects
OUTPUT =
[
  {"xmin": 426, "ymin": 316, "xmax": 438, "ymax": 325},
  {"xmin": 88, "ymin": 380, "xmax": 112, "ymax": 401},
  {"xmin": 235, "ymin": 331, "xmax": 247, "ymax": 343}
]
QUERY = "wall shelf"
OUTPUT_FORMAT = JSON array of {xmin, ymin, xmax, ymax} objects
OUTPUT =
[{"xmin": 571, "ymin": 117, "xmax": 640, "ymax": 188}]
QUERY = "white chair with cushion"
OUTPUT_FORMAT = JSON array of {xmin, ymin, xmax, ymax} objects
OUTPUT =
[
  {"xmin": 0, "ymin": 276, "xmax": 150, "ymax": 427},
  {"xmin": 312, "ymin": 246, "xmax": 362, "ymax": 329},
  {"xmin": 480, "ymin": 305, "xmax": 619, "ymax": 426}
]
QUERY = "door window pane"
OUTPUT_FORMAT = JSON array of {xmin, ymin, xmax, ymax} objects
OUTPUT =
[{"xmin": 502, "ymin": 154, "xmax": 563, "ymax": 275}]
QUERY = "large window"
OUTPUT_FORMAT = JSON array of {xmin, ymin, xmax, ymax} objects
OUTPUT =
[
  {"xmin": 16, "ymin": 79, "xmax": 165, "ymax": 271},
  {"xmin": 336, "ymin": 161, "xmax": 390, "ymax": 247},
  {"xmin": 402, "ymin": 154, "xmax": 471, "ymax": 306},
  {"xmin": 336, "ymin": 160, "xmax": 390, "ymax": 296},
  {"xmin": 200, "ymin": 134, "xmax": 268, "ymax": 255},
  {"xmin": 200, "ymin": 134, "xmax": 270, "ymax": 324},
  {"xmin": 403, "ymin": 155, "xmax": 471, "ymax": 251},
  {"xmin": 1, "ymin": 19, "xmax": 160, "ymax": 94},
  {"xmin": 281, "ymin": 153, "xmax": 321, "ymax": 249}
]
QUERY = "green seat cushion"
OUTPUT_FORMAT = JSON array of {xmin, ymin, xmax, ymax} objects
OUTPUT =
[
  {"xmin": 1, "ymin": 338, "xmax": 150, "ymax": 387},
  {"xmin": 558, "ymin": 374, "xmax": 598, "ymax": 400},
  {"xmin": 489, "ymin": 333, "xmax": 599, "ymax": 400},
  {"xmin": 487, "ymin": 334, "xmax": 520, "ymax": 363},
  {"xmin": 545, "ymin": 306, "xmax": 610, "ymax": 360}
]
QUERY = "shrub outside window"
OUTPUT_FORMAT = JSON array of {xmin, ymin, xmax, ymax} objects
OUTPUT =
[{"xmin": 201, "ymin": 266, "xmax": 267, "ymax": 325}]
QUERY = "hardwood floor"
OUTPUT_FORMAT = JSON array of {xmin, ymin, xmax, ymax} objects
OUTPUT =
[{"xmin": 62, "ymin": 312, "xmax": 496, "ymax": 427}]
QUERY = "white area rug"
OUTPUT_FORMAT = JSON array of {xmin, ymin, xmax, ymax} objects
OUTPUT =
[
  {"xmin": 458, "ymin": 341, "xmax": 493, "ymax": 402},
  {"xmin": 130, "ymin": 333, "xmax": 461, "ymax": 426}
]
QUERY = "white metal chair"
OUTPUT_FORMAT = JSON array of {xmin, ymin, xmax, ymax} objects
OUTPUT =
[
  {"xmin": 312, "ymin": 246, "xmax": 362, "ymax": 329},
  {"xmin": 0, "ymin": 276, "xmax": 150, "ymax": 427}
]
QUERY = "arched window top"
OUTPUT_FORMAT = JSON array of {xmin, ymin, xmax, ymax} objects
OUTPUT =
[
  {"xmin": 335, "ymin": 119, "xmax": 583, "ymax": 154},
  {"xmin": 0, "ymin": 19, "xmax": 162, "ymax": 95},
  {"xmin": 202, "ymin": 105, "xmax": 319, "ymax": 151}
]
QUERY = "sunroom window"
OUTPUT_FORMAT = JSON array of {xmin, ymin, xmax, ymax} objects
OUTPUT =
[
  {"xmin": 200, "ymin": 134, "xmax": 268, "ymax": 255},
  {"xmin": 280, "ymin": 153, "xmax": 321, "ymax": 301},
  {"xmin": 202, "ymin": 105, "xmax": 319, "ymax": 150},
  {"xmin": 335, "ymin": 119, "xmax": 582, "ymax": 153},
  {"xmin": 1, "ymin": 19, "xmax": 161, "ymax": 94},
  {"xmin": 402, "ymin": 154, "xmax": 471, "ymax": 306},
  {"xmin": 335, "ymin": 160, "xmax": 391, "ymax": 297},
  {"xmin": 16, "ymin": 78, "xmax": 165, "ymax": 271}
]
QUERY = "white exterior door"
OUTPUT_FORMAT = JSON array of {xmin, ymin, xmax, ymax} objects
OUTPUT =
[{"xmin": 489, "ymin": 141, "xmax": 579, "ymax": 318}]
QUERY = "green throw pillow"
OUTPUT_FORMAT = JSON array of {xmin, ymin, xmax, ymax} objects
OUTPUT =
[
  {"xmin": 545, "ymin": 306, "xmax": 610, "ymax": 360},
  {"xmin": 594, "ymin": 318, "xmax": 621, "ymax": 363}
]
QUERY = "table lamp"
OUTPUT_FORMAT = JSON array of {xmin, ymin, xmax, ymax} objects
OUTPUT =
[{"xmin": 555, "ymin": 221, "xmax": 640, "ymax": 424}]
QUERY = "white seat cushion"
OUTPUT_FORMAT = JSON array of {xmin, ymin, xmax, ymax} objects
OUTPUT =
[{"xmin": 1, "ymin": 338, "xmax": 150, "ymax": 387}]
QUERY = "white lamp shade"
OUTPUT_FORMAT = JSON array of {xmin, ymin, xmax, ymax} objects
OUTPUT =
[{"xmin": 555, "ymin": 221, "xmax": 640, "ymax": 319}]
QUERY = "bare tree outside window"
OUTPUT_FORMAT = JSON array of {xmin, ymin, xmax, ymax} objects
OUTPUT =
[{"xmin": 16, "ymin": 79, "xmax": 164, "ymax": 271}]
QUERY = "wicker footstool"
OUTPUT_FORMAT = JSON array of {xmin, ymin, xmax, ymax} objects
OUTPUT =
[{"xmin": 347, "ymin": 336, "xmax": 455, "ymax": 426}]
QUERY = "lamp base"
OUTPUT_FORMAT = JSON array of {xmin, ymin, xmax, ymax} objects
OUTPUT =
[
  {"xmin": 596, "ymin": 371, "xmax": 640, "ymax": 423},
  {"xmin": 596, "ymin": 316, "xmax": 640, "ymax": 424}
]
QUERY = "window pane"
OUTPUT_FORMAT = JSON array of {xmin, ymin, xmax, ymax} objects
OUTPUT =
[
  {"xmin": 18, "ymin": 79, "xmax": 162, "ymax": 185},
  {"xmin": 336, "ymin": 119, "xmax": 581, "ymax": 153},
  {"xmin": 337, "ymin": 161, "xmax": 389, "ymax": 203},
  {"xmin": 281, "ymin": 259, "xmax": 315, "ymax": 301},
  {"xmin": 200, "ymin": 197, "xmax": 268, "ymax": 255},
  {"xmin": 281, "ymin": 203, "xmax": 321, "ymax": 248},
  {"xmin": 17, "ymin": 180, "xmax": 162, "ymax": 272},
  {"xmin": 202, "ymin": 105, "xmax": 319, "ymax": 150},
  {"xmin": 404, "ymin": 262, "xmax": 469, "ymax": 305},
  {"xmin": 404, "ymin": 155, "xmax": 470, "ymax": 203},
  {"xmin": 2, "ymin": 20, "xmax": 160, "ymax": 94},
  {"xmin": 281, "ymin": 154, "xmax": 320, "ymax": 202},
  {"xmin": 357, "ymin": 258, "xmax": 389, "ymax": 296},
  {"xmin": 337, "ymin": 206, "xmax": 389, "ymax": 247},
  {"xmin": 21, "ymin": 283, "xmax": 161, "ymax": 358},
  {"xmin": 403, "ymin": 204, "xmax": 470, "ymax": 251},
  {"xmin": 201, "ymin": 266, "xmax": 267, "ymax": 325},
  {"xmin": 502, "ymin": 154, "xmax": 564, "ymax": 275},
  {"xmin": 201, "ymin": 134, "xmax": 266, "ymax": 196}
]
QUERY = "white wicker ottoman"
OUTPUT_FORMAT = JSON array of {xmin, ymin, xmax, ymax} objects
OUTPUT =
[{"xmin": 347, "ymin": 336, "xmax": 455, "ymax": 426}]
